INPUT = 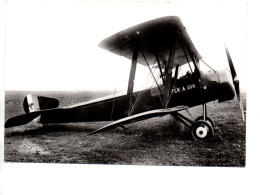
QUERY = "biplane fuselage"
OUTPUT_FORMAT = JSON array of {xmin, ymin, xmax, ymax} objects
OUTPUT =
[{"xmin": 36, "ymin": 68, "xmax": 235, "ymax": 124}]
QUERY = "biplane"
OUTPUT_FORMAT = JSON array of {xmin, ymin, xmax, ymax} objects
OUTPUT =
[{"xmin": 5, "ymin": 16, "xmax": 245, "ymax": 140}]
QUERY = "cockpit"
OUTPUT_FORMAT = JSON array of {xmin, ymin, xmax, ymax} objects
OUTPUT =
[{"xmin": 171, "ymin": 62, "xmax": 199, "ymax": 88}]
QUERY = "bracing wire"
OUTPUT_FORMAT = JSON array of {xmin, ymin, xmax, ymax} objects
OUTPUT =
[
  {"xmin": 185, "ymin": 109, "xmax": 194, "ymax": 121},
  {"xmin": 41, "ymin": 99, "xmax": 55, "ymax": 110},
  {"xmin": 153, "ymin": 70, "xmax": 163, "ymax": 97},
  {"xmin": 200, "ymin": 59, "xmax": 216, "ymax": 73},
  {"xmin": 129, "ymin": 61, "xmax": 158, "ymax": 115},
  {"xmin": 129, "ymin": 57, "xmax": 164, "ymax": 115},
  {"xmin": 140, "ymin": 50, "xmax": 164, "ymax": 106},
  {"xmin": 129, "ymin": 68, "xmax": 153, "ymax": 115},
  {"xmin": 110, "ymin": 88, "xmax": 117, "ymax": 121},
  {"xmin": 60, "ymin": 101, "xmax": 69, "ymax": 108}
]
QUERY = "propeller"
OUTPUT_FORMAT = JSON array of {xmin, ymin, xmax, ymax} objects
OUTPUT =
[{"xmin": 224, "ymin": 45, "xmax": 245, "ymax": 122}]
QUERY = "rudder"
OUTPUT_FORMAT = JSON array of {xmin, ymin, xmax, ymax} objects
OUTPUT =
[{"xmin": 23, "ymin": 94, "xmax": 59, "ymax": 123}]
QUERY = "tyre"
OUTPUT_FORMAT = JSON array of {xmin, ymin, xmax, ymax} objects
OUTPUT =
[
  {"xmin": 191, "ymin": 120, "xmax": 214, "ymax": 141},
  {"xmin": 195, "ymin": 116, "xmax": 215, "ymax": 129}
]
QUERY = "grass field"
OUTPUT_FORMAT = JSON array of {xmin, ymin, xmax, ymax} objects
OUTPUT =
[{"xmin": 4, "ymin": 90, "xmax": 246, "ymax": 166}]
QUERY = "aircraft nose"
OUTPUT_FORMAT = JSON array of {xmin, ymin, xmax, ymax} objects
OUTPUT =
[{"xmin": 217, "ymin": 69, "xmax": 236, "ymax": 102}]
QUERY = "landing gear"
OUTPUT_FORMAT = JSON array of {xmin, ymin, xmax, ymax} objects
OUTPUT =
[
  {"xmin": 192, "ymin": 103, "xmax": 215, "ymax": 140},
  {"xmin": 195, "ymin": 116, "xmax": 215, "ymax": 129},
  {"xmin": 191, "ymin": 120, "xmax": 214, "ymax": 141},
  {"xmin": 172, "ymin": 103, "xmax": 216, "ymax": 141}
]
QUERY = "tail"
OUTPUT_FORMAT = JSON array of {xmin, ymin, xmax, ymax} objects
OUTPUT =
[
  {"xmin": 5, "ymin": 94, "xmax": 60, "ymax": 128},
  {"xmin": 22, "ymin": 94, "xmax": 59, "ymax": 123}
]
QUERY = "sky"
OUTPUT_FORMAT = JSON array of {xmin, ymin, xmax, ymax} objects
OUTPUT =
[{"xmin": 5, "ymin": 0, "xmax": 247, "ymax": 91}]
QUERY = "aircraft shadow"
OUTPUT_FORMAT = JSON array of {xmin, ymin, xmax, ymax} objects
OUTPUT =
[{"xmin": 4, "ymin": 123, "xmax": 101, "ymax": 137}]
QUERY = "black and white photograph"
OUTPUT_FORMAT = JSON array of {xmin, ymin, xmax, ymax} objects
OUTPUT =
[{"xmin": 1, "ymin": 0, "xmax": 257, "ymax": 194}]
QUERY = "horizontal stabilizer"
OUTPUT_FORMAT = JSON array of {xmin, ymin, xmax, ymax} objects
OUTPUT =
[
  {"xmin": 6, "ymin": 94, "xmax": 61, "ymax": 127},
  {"xmin": 5, "ymin": 111, "xmax": 42, "ymax": 128},
  {"xmin": 88, "ymin": 106, "xmax": 189, "ymax": 135},
  {"xmin": 5, "ymin": 108, "xmax": 63, "ymax": 128}
]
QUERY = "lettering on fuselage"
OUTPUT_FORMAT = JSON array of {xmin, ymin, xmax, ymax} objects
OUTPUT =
[
  {"xmin": 171, "ymin": 83, "xmax": 196, "ymax": 94},
  {"xmin": 150, "ymin": 83, "xmax": 197, "ymax": 97}
]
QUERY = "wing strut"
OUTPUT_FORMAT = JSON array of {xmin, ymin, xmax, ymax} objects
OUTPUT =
[
  {"xmin": 156, "ymin": 55, "xmax": 165, "ymax": 85},
  {"xmin": 186, "ymin": 45, "xmax": 200, "ymax": 73},
  {"xmin": 178, "ymin": 32, "xmax": 200, "ymax": 74},
  {"xmin": 126, "ymin": 46, "xmax": 139, "ymax": 116},
  {"xmin": 178, "ymin": 35, "xmax": 193, "ymax": 73},
  {"xmin": 163, "ymin": 34, "xmax": 177, "ymax": 108}
]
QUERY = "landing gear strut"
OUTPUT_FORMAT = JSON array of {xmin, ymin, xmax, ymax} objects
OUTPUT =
[
  {"xmin": 172, "ymin": 103, "xmax": 215, "ymax": 141},
  {"xmin": 191, "ymin": 103, "xmax": 215, "ymax": 140}
]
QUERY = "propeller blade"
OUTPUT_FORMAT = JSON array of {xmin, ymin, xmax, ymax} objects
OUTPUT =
[
  {"xmin": 234, "ymin": 81, "xmax": 245, "ymax": 122},
  {"xmin": 224, "ymin": 45, "xmax": 245, "ymax": 122},
  {"xmin": 239, "ymin": 95, "xmax": 245, "ymax": 122},
  {"xmin": 225, "ymin": 44, "xmax": 237, "ymax": 80}
]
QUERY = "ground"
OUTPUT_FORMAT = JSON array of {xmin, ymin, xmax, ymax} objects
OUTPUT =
[{"xmin": 4, "ymin": 91, "xmax": 246, "ymax": 166}]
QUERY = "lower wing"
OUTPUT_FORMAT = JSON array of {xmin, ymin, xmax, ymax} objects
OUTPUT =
[{"xmin": 88, "ymin": 106, "xmax": 189, "ymax": 135}]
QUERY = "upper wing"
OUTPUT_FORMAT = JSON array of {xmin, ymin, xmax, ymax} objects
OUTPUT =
[
  {"xmin": 99, "ymin": 16, "xmax": 201, "ymax": 68},
  {"xmin": 88, "ymin": 105, "xmax": 189, "ymax": 135}
]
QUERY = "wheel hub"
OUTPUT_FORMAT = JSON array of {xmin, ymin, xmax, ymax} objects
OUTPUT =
[{"xmin": 195, "ymin": 125, "xmax": 208, "ymax": 138}]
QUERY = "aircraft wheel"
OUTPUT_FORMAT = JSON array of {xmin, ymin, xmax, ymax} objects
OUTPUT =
[
  {"xmin": 191, "ymin": 120, "xmax": 214, "ymax": 141},
  {"xmin": 195, "ymin": 116, "xmax": 215, "ymax": 128}
]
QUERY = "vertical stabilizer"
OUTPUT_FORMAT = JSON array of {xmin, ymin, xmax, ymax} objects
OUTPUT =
[
  {"xmin": 27, "ymin": 94, "xmax": 40, "ymax": 112},
  {"xmin": 26, "ymin": 94, "xmax": 41, "ymax": 123},
  {"xmin": 25, "ymin": 94, "xmax": 41, "ymax": 123}
]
